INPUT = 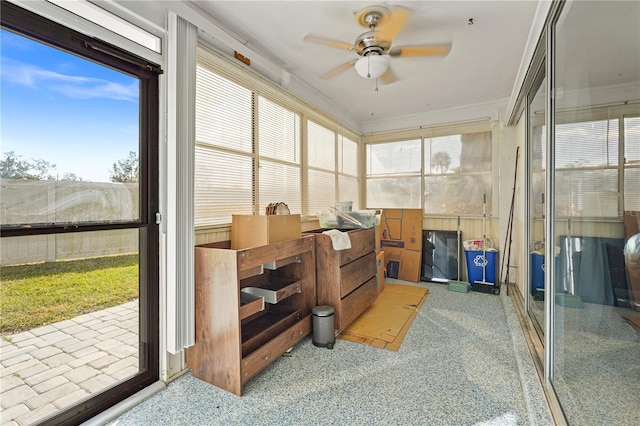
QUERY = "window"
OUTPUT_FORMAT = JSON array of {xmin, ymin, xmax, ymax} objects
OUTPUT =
[
  {"xmin": 195, "ymin": 45, "xmax": 358, "ymax": 226},
  {"xmin": 624, "ymin": 116, "xmax": 640, "ymax": 211},
  {"xmin": 258, "ymin": 96, "xmax": 301, "ymax": 214},
  {"xmin": 554, "ymin": 119, "xmax": 619, "ymax": 217},
  {"xmin": 195, "ymin": 68, "xmax": 254, "ymax": 225},
  {"xmin": 532, "ymin": 115, "xmax": 636, "ymax": 218},
  {"xmin": 366, "ymin": 139, "xmax": 422, "ymax": 208},
  {"xmin": 424, "ymin": 131, "xmax": 492, "ymax": 215},
  {"xmin": 365, "ymin": 130, "xmax": 493, "ymax": 215},
  {"xmin": 307, "ymin": 120, "xmax": 336, "ymax": 214},
  {"xmin": 338, "ymin": 134, "xmax": 360, "ymax": 210}
]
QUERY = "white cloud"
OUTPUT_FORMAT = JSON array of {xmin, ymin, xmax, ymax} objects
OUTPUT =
[{"xmin": 1, "ymin": 56, "xmax": 138, "ymax": 102}]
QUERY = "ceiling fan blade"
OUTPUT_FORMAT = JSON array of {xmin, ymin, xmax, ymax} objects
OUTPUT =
[
  {"xmin": 303, "ymin": 34, "xmax": 353, "ymax": 51},
  {"xmin": 389, "ymin": 44, "xmax": 452, "ymax": 58},
  {"xmin": 321, "ymin": 60, "xmax": 357, "ymax": 79},
  {"xmin": 377, "ymin": 6, "xmax": 411, "ymax": 40},
  {"xmin": 379, "ymin": 68, "xmax": 396, "ymax": 85}
]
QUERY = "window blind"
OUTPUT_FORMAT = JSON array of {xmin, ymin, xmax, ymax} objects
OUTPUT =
[
  {"xmin": 307, "ymin": 120, "xmax": 336, "ymax": 171},
  {"xmin": 624, "ymin": 116, "xmax": 640, "ymax": 210},
  {"xmin": 166, "ymin": 13, "xmax": 196, "ymax": 354},
  {"xmin": 194, "ymin": 43, "xmax": 360, "ymax": 225}
]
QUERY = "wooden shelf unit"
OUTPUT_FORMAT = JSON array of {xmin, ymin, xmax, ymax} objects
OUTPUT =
[
  {"xmin": 308, "ymin": 227, "xmax": 377, "ymax": 334},
  {"xmin": 186, "ymin": 235, "xmax": 316, "ymax": 396}
]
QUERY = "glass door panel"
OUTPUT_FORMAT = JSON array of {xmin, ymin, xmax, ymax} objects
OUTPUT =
[
  {"xmin": 1, "ymin": 5, "xmax": 158, "ymax": 424},
  {"xmin": 528, "ymin": 75, "xmax": 547, "ymax": 334},
  {"xmin": 551, "ymin": 1, "xmax": 640, "ymax": 424}
]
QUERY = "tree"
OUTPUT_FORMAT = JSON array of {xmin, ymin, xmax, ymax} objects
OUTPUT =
[
  {"xmin": 0, "ymin": 151, "xmax": 56, "ymax": 180},
  {"xmin": 432, "ymin": 151, "xmax": 451, "ymax": 174},
  {"xmin": 110, "ymin": 151, "xmax": 139, "ymax": 183},
  {"xmin": 60, "ymin": 172, "xmax": 84, "ymax": 181}
]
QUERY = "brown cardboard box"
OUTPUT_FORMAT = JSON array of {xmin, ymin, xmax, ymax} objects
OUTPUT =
[
  {"xmin": 231, "ymin": 214, "xmax": 301, "ymax": 249},
  {"xmin": 624, "ymin": 212, "xmax": 640, "ymax": 311},
  {"xmin": 383, "ymin": 246, "xmax": 422, "ymax": 283},
  {"xmin": 376, "ymin": 250, "xmax": 386, "ymax": 293},
  {"xmin": 624, "ymin": 211, "xmax": 640, "ymax": 239},
  {"xmin": 378, "ymin": 209, "xmax": 423, "ymax": 251}
]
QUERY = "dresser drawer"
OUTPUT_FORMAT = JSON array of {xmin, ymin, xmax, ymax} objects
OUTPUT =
[
  {"xmin": 340, "ymin": 252, "xmax": 376, "ymax": 298},
  {"xmin": 340, "ymin": 277, "xmax": 377, "ymax": 330},
  {"xmin": 339, "ymin": 228, "xmax": 376, "ymax": 265}
]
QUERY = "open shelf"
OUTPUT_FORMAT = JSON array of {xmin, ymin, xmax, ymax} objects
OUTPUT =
[
  {"xmin": 241, "ymin": 305, "xmax": 300, "ymax": 356},
  {"xmin": 240, "ymin": 291, "xmax": 264, "ymax": 320},
  {"xmin": 241, "ymin": 277, "xmax": 301, "ymax": 304}
]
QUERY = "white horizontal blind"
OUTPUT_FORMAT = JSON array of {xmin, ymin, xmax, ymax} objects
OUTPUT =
[
  {"xmin": 554, "ymin": 119, "xmax": 619, "ymax": 217},
  {"xmin": 258, "ymin": 96, "xmax": 300, "ymax": 163},
  {"xmin": 624, "ymin": 116, "xmax": 640, "ymax": 210},
  {"xmin": 338, "ymin": 134, "xmax": 358, "ymax": 176},
  {"xmin": 307, "ymin": 169, "xmax": 336, "ymax": 214},
  {"xmin": 195, "ymin": 51, "xmax": 255, "ymax": 225},
  {"xmin": 259, "ymin": 162, "xmax": 301, "ymax": 213},
  {"xmin": 308, "ymin": 120, "xmax": 335, "ymax": 170},
  {"xmin": 195, "ymin": 44, "xmax": 360, "ymax": 225},
  {"xmin": 338, "ymin": 134, "xmax": 359, "ymax": 209},
  {"xmin": 307, "ymin": 120, "xmax": 336, "ymax": 213},
  {"xmin": 194, "ymin": 147, "xmax": 254, "ymax": 225},
  {"xmin": 195, "ymin": 67, "xmax": 252, "ymax": 152},
  {"xmin": 257, "ymin": 96, "xmax": 301, "ymax": 213}
]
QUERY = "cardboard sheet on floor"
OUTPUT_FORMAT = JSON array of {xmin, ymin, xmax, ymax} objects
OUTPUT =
[
  {"xmin": 623, "ymin": 315, "xmax": 640, "ymax": 332},
  {"xmin": 338, "ymin": 284, "xmax": 428, "ymax": 351}
]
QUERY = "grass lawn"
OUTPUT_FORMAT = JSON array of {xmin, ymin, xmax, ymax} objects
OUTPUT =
[{"xmin": 1, "ymin": 254, "xmax": 139, "ymax": 334}]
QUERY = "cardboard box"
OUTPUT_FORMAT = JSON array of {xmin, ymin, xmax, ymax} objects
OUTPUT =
[
  {"xmin": 624, "ymin": 211, "xmax": 640, "ymax": 239},
  {"xmin": 376, "ymin": 250, "xmax": 386, "ymax": 293},
  {"xmin": 231, "ymin": 214, "xmax": 301, "ymax": 249},
  {"xmin": 383, "ymin": 246, "xmax": 422, "ymax": 283},
  {"xmin": 378, "ymin": 209, "xmax": 423, "ymax": 251}
]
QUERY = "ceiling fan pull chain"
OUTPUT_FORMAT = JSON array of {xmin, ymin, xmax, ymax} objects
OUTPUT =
[{"xmin": 367, "ymin": 55, "xmax": 371, "ymax": 78}]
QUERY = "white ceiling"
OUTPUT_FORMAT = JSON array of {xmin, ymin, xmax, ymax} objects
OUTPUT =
[
  {"xmin": 111, "ymin": 1, "xmax": 639, "ymax": 132},
  {"xmin": 179, "ymin": 1, "xmax": 541, "ymax": 127}
]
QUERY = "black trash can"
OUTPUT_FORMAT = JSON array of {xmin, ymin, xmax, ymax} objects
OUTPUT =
[{"xmin": 312, "ymin": 305, "xmax": 335, "ymax": 349}]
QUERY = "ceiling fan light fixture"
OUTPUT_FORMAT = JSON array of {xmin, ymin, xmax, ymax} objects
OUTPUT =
[{"xmin": 354, "ymin": 55, "xmax": 389, "ymax": 79}]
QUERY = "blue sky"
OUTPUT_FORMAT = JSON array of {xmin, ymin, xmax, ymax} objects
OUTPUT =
[{"xmin": 1, "ymin": 29, "xmax": 139, "ymax": 182}]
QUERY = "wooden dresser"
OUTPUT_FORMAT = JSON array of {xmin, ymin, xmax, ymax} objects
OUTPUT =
[
  {"xmin": 186, "ymin": 236, "xmax": 316, "ymax": 396},
  {"xmin": 308, "ymin": 228, "xmax": 377, "ymax": 334}
]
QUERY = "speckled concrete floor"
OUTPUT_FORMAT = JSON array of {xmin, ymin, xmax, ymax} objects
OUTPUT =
[{"xmin": 110, "ymin": 281, "xmax": 554, "ymax": 426}]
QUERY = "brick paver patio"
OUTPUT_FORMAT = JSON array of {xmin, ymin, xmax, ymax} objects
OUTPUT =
[{"xmin": 0, "ymin": 301, "xmax": 139, "ymax": 426}]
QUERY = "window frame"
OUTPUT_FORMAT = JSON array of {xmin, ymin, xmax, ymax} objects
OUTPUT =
[{"xmin": 0, "ymin": 3, "xmax": 160, "ymax": 424}]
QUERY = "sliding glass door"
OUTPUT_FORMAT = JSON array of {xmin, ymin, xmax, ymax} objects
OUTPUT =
[
  {"xmin": 524, "ymin": 1, "xmax": 640, "ymax": 423},
  {"xmin": 528, "ymin": 71, "xmax": 547, "ymax": 337},
  {"xmin": 1, "ymin": 4, "xmax": 159, "ymax": 425},
  {"xmin": 549, "ymin": 1, "xmax": 640, "ymax": 424}
]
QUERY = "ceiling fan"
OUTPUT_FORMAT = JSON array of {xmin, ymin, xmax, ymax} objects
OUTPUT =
[{"xmin": 304, "ymin": 5, "xmax": 452, "ymax": 84}]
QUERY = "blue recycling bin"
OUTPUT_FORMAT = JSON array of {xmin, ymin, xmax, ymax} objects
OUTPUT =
[
  {"xmin": 530, "ymin": 253, "xmax": 545, "ymax": 295},
  {"xmin": 465, "ymin": 250, "xmax": 498, "ymax": 285},
  {"xmin": 530, "ymin": 253, "xmax": 558, "ymax": 297}
]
